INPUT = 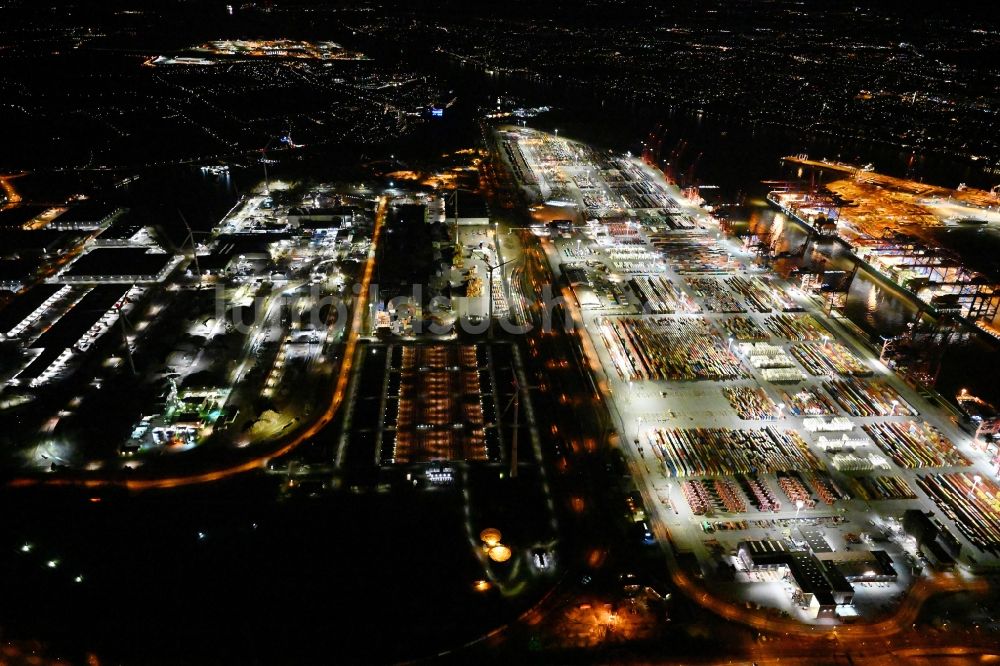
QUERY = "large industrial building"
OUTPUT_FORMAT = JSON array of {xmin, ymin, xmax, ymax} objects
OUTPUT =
[
  {"xmin": 47, "ymin": 202, "xmax": 123, "ymax": 231},
  {"xmin": 0, "ymin": 284, "xmax": 66, "ymax": 339},
  {"xmin": 737, "ymin": 539, "xmax": 855, "ymax": 618},
  {"xmin": 56, "ymin": 247, "xmax": 180, "ymax": 284},
  {"xmin": 15, "ymin": 284, "xmax": 136, "ymax": 386},
  {"xmin": 287, "ymin": 205, "xmax": 360, "ymax": 230}
]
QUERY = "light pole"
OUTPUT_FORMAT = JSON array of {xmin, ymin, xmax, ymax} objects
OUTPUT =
[{"xmin": 795, "ymin": 498, "xmax": 805, "ymax": 519}]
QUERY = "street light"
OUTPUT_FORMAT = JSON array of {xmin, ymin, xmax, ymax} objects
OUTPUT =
[{"xmin": 795, "ymin": 499, "xmax": 805, "ymax": 519}]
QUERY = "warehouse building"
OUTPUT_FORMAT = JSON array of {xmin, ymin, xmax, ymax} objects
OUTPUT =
[
  {"xmin": 0, "ymin": 284, "xmax": 67, "ymax": 338},
  {"xmin": 287, "ymin": 205, "xmax": 360, "ymax": 230},
  {"xmin": 16, "ymin": 284, "xmax": 134, "ymax": 386},
  {"xmin": 56, "ymin": 248, "xmax": 180, "ymax": 284},
  {"xmin": 48, "ymin": 202, "xmax": 124, "ymax": 231},
  {"xmin": 737, "ymin": 539, "xmax": 854, "ymax": 618}
]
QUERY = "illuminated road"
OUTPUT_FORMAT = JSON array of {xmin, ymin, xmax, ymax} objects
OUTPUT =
[
  {"xmin": 7, "ymin": 197, "xmax": 388, "ymax": 491},
  {"xmin": 0, "ymin": 172, "xmax": 25, "ymax": 209}
]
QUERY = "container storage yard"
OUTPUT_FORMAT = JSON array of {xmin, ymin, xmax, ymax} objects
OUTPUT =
[{"xmin": 499, "ymin": 125, "xmax": 1000, "ymax": 624}]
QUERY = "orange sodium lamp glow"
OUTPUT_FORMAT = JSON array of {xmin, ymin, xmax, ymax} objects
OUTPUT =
[
  {"xmin": 479, "ymin": 528, "xmax": 502, "ymax": 547},
  {"xmin": 473, "ymin": 579, "xmax": 492, "ymax": 592},
  {"xmin": 488, "ymin": 544, "xmax": 512, "ymax": 563}
]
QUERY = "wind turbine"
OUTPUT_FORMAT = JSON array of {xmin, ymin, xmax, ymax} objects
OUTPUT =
[
  {"xmin": 482, "ymin": 256, "xmax": 512, "ymax": 339},
  {"xmin": 259, "ymin": 135, "xmax": 278, "ymax": 194},
  {"xmin": 178, "ymin": 209, "xmax": 201, "ymax": 279},
  {"xmin": 75, "ymin": 295, "xmax": 138, "ymax": 375}
]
